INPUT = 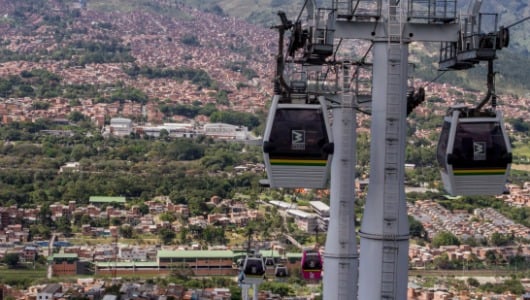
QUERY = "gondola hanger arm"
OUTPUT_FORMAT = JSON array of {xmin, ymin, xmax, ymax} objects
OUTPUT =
[{"xmin": 475, "ymin": 60, "xmax": 495, "ymax": 111}]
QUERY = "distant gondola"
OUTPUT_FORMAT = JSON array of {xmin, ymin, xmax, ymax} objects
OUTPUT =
[
  {"xmin": 262, "ymin": 95, "xmax": 334, "ymax": 188},
  {"xmin": 264, "ymin": 257, "xmax": 275, "ymax": 268},
  {"xmin": 436, "ymin": 105, "xmax": 512, "ymax": 196},
  {"xmin": 301, "ymin": 249, "xmax": 323, "ymax": 280},
  {"xmin": 240, "ymin": 254, "xmax": 266, "ymax": 285},
  {"xmin": 274, "ymin": 264, "xmax": 289, "ymax": 278}
]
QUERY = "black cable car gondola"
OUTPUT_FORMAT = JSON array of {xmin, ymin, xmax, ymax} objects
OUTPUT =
[
  {"xmin": 436, "ymin": 105, "xmax": 512, "ymax": 196},
  {"xmin": 240, "ymin": 254, "xmax": 265, "ymax": 285},
  {"xmin": 274, "ymin": 264, "xmax": 289, "ymax": 278},
  {"xmin": 262, "ymin": 95, "xmax": 334, "ymax": 188},
  {"xmin": 264, "ymin": 257, "xmax": 275, "ymax": 269}
]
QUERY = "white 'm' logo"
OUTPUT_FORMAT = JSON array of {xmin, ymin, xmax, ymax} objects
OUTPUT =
[{"xmin": 291, "ymin": 130, "xmax": 305, "ymax": 150}]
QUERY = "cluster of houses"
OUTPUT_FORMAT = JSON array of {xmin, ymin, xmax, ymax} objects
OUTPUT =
[
  {"xmin": 407, "ymin": 284, "xmax": 530, "ymax": 300},
  {"xmin": 1, "ymin": 279, "xmax": 302, "ymax": 300},
  {"xmin": 0, "ymin": 196, "xmax": 332, "ymax": 275},
  {"xmin": 0, "ymin": 195, "xmax": 250, "ymax": 244},
  {"xmin": 0, "ymin": 2, "xmax": 278, "ymax": 127},
  {"xmin": 408, "ymin": 200, "xmax": 530, "ymax": 242},
  {"xmin": 406, "ymin": 182, "xmax": 530, "ymax": 269},
  {"xmin": 3, "ymin": 182, "xmax": 530, "ymax": 298}
]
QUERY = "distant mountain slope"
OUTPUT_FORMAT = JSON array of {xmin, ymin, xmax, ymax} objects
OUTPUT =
[
  {"xmin": 0, "ymin": 0, "xmax": 528, "ymax": 98},
  {"xmin": 178, "ymin": 0, "xmax": 530, "ymax": 96},
  {"xmin": 0, "ymin": 0, "xmax": 278, "ymax": 116},
  {"xmin": 178, "ymin": 0, "xmax": 529, "ymax": 50}
]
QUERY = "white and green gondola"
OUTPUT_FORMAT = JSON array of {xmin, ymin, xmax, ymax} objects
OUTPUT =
[
  {"xmin": 437, "ymin": 105, "xmax": 512, "ymax": 196},
  {"xmin": 262, "ymin": 95, "xmax": 333, "ymax": 189}
]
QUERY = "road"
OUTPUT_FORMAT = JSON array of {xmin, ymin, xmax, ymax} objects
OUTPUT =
[{"xmin": 409, "ymin": 268, "xmax": 522, "ymax": 277}]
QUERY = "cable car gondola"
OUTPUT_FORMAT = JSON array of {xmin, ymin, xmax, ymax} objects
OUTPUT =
[
  {"xmin": 264, "ymin": 257, "xmax": 275, "ymax": 269},
  {"xmin": 240, "ymin": 254, "xmax": 266, "ymax": 285},
  {"xmin": 262, "ymin": 95, "xmax": 334, "ymax": 189},
  {"xmin": 301, "ymin": 249, "xmax": 323, "ymax": 280},
  {"xmin": 436, "ymin": 105, "xmax": 512, "ymax": 196},
  {"xmin": 274, "ymin": 264, "xmax": 289, "ymax": 278}
]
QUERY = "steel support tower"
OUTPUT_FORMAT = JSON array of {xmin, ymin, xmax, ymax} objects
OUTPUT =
[
  {"xmin": 324, "ymin": 1, "xmax": 458, "ymax": 299},
  {"xmin": 323, "ymin": 62, "xmax": 358, "ymax": 298}
]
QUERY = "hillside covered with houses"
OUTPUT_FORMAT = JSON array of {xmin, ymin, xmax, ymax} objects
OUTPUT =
[{"xmin": 1, "ymin": 0, "xmax": 530, "ymax": 299}]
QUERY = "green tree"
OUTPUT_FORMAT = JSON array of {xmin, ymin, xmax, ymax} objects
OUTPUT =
[
  {"xmin": 489, "ymin": 232, "xmax": 511, "ymax": 247},
  {"xmin": 159, "ymin": 129, "xmax": 169, "ymax": 140},
  {"xmin": 215, "ymin": 90, "xmax": 230, "ymax": 105},
  {"xmin": 467, "ymin": 277, "xmax": 480, "ymax": 287},
  {"xmin": 119, "ymin": 225, "xmax": 134, "ymax": 239},
  {"xmin": 110, "ymin": 217, "xmax": 122, "ymax": 226},
  {"xmin": 509, "ymin": 117, "xmax": 529, "ymax": 133},
  {"xmin": 138, "ymin": 203, "xmax": 149, "ymax": 215},
  {"xmin": 38, "ymin": 205, "xmax": 53, "ymax": 227},
  {"xmin": 158, "ymin": 227, "xmax": 176, "ymax": 245},
  {"xmin": 74, "ymin": 214, "xmax": 92, "ymax": 227},
  {"xmin": 159, "ymin": 212, "xmax": 176, "ymax": 223},
  {"xmin": 69, "ymin": 111, "xmax": 86, "ymax": 123},
  {"xmin": 202, "ymin": 225, "xmax": 227, "ymax": 245},
  {"xmin": 485, "ymin": 249, "xmax": 500, "ymax": 265},
  {"xmin": 259, "ymin": 282, "xmax": 293, "ymax": 297},
  {"xmin": 228, "ymin": 285, "xmax": 242, "ymax": 300},
  {"xmin": 431, "ymin": 231, "xmax": 460, "ymax": 248},
  {"xmin": 55, "ymin": 216, "xmax": 73, "ymax": 237},
  {"xmin": 433, "ymin": 253, "xmax": 458, "ymax": 270},
  {"xmin": 209, "ymin": 110, "xmax": 260, "ymax": 129},
  {"xmin": 3, "ymin": 253, "xmax": 20, "ymax": 268},
  {"xmin": 180, "ymin": 34, "xmax": 200, "ymax": 46},
  {"xmin": 409, "ymin": 216, "xmax": 427, "ymax": 240},
  {"xmin": 179, "ymin": 227, "xmax": 189, "ymax": 244}
]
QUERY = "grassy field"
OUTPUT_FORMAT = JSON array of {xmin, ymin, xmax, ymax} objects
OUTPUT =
[
  {"xmin": 513, "ymin": 140, "xmax": 530, "ymax": 153},
  {"xmin": 511, "ymin": 140, "xmax": 530, "ymax": 171},
  {"xmin": 0, "ymin": 265, "xmax": 48, "ymax": 286}
]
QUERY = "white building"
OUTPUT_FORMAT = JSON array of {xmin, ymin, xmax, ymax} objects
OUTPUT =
[
  {"xmin": 59, "ymin": 162, "xmax": 80, "ymax": 173},
  {"xmin": 287, "ymin": 209, "xmax": 318, "ymax": 233},
  {"xmin": 37, "ymin": 284, "xmax": 62, "ymax": 300},
  {"xmin": 309, "ymin": 201, "xmax": 330, "ymax": 218},
  {"xmin": 269, "ymin": 200, "xmax": 297, "ymax": 210},
  {"xmin": 119, "ymin": 245, "xmax": 148, "ymax": 261},
  {"xmin": 310, "ymin": 201, "xmax": 330, "ymax": 230},
  {"xmin": 202, "ymin": 123, "xmax": 250, "ymax": 140},
  {"xmin": 109, "ymin": 118, "xmax": 133, "ymax": 136},
  {"xmin": 138, "ymin": 123, "xmax": 196, "ymax": 138}
]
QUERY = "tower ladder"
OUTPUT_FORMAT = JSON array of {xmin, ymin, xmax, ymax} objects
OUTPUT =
[
  {"xmin": 381, "ymin": 1, "xmax": 404, "ymax": 298},
  {"xmin": 339, "ymin": 61, "xmax": 355, "ymax": 299}
]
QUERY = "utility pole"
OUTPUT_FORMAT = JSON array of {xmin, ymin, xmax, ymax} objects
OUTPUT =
[{"xmin": 112, "ymin": 228, "xmax": 118, "ymax": 281}]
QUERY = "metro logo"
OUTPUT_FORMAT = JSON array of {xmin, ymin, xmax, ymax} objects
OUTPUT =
[
  {"xmin": 473, "ymin": 141, "xmax": 486, "ymax": 160},
  {"xmin": 291, "ymin": 130, "xmax": 305, "ymax": 150}
]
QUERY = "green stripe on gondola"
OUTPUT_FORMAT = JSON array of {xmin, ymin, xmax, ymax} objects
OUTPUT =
[
  {"xmin": 270, "ymin": 159, "xmax": 327, "ymax": 166},
  {"xmin": 453, "ymin": 168, "xmax": 506, "ymax": 176}
]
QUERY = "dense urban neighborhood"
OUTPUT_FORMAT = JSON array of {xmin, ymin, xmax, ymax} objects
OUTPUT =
[{"xmin": 1, "ymin": 0, "xmax": 530, "ymax": 299}]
